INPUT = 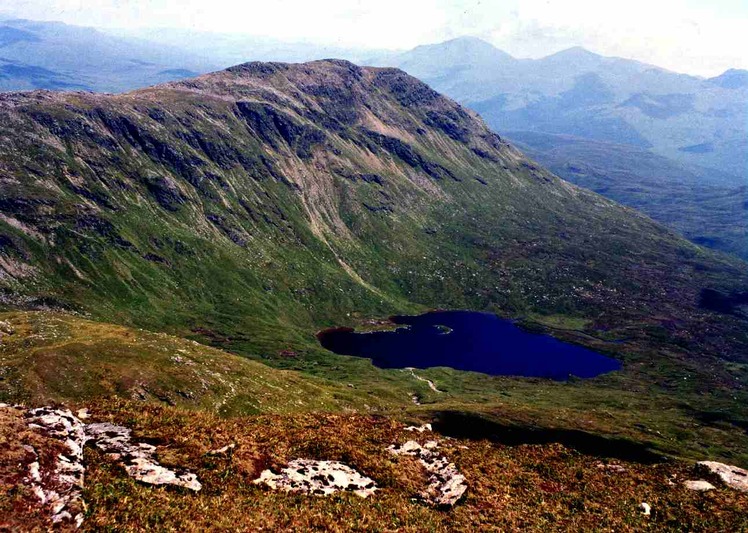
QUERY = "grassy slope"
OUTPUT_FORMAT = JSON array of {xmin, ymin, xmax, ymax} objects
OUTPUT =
[
  {"xmin": 0, "ymin": 60, "xmax": 746, "ymax": 468},
  {"xmin": 3, "ymin": 401, "xmax": 747, "ymax": 532},
  {"xmin": 2, "ymin": 310, "xmax": 748, "ymax": 468},
  {"xmin": 0, "ymin": 311, "xmax": 390, "ymax": 415}
]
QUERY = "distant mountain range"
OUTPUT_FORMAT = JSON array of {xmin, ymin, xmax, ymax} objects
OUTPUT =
[
  {"xmin": 0, "ymin": 19, "xmax": 220, "ymax": 92},
  {"xmin": 375, "ymin": 37, "xmax": 748, "ymax": 259},
  {"xmin": 0, "ymin": 21, "xmax": 745, "ymax": 258},
  {"xmin": 0, "ymin": 19, "xmax": 385, "ymax": 93},
  {"xmin": 377, "ymin": 37, "xmax": 747, "ymax": 185}
]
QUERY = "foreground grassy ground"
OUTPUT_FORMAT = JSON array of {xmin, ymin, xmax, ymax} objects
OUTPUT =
[
  {"xmin": 2, "ymin": 310, "xmax": 748, "ymax": 469},
  {"xmin": 2, "ymin": 400, "xmax": 747, "ymax": 532}
]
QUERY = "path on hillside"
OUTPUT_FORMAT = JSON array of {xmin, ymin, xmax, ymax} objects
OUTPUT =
[{"xmin": 405, "ymin": 367, "xmax": 443, "ymax": 393}]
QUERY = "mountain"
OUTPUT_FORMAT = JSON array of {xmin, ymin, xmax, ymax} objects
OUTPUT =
[
  {"xmin": 1, "ymin": 58, "xmax": 748, "ymax": 413},
  {"xmin": 380, "ymin": 38, "xmax": 748, "ymax": 183},
  {"xmin": 375, "ymin": 38, "xmax": 748, "ymax": 259},
  {"xmin": 709, "ymin": 68, "xmax": 748, "ymax": 89},
  {"xmin": 1, "ymin": 60, "xmax": 748, "ymax": 527},
  {"xmin": 0, "ymin": 19, "xmax": 221, "ymax": 92},
  {"xmin": 508, "ymin": 131, "xmax": 748, "ymax": 259},
  {"xmin": 0, "ymin": 58, "xmax": 744, "ymax": 338},
  {"xmin": 372, "ymin": 37, "xmax": 515, "ymax": 99}
]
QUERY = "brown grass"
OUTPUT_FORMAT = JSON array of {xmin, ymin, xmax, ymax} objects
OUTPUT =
[
  {"xmin": 0, "ymin": 406, "xmax": 78, "ymax": 532},
  {"xmin": 3, "ymin": 400, "xmax": 746, "ymax": 532}
]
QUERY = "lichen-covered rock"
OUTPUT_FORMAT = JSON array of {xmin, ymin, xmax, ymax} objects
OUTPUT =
[
  {"xmin": 11, "ymin": 405, "xmax": 203, "ymax": 529},
  {"xmin": 388, "ymin": 439, "xmax": 467, "ymax": 507},
  {"xmin": 596, "ymin": 462, "xmax": 626, "ymax": 473},
  {"xmin": 207, "ymin": 443, "xmax": 236, "ymax": 456},
  {"xmin": 254, "ymin": 459, "xmax": 377, "ymax": 498},
  {"xmin": 0, "ymin": 319, "xmax": 14, "ymax": 335},
  {"xmin": 696, "ymin": 461, "xmax": 748, "ymax": 492},
  {"xmin": 404, "ymin": 423, "xmax": 432, "ymax": 433},
  {"xmin": 24, "ymin": 407, "xmax": 88, "ymax": 528},
  {"xmin": 86, "ymin": 422, "xmax": 202, "ymax": 491}
]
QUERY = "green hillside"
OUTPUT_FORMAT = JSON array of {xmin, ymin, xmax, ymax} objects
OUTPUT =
[{"xmin": 0, "ymin": 60, "xmax": 747, "ymax": 465}]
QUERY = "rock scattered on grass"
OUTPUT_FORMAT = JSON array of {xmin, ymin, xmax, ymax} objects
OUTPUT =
[
  {"xmin": 388, "ymin": 439, "xmax": 467, "ymax": 507},
  {"xmin": 639, "ymin": 502, "xmax": 651, "ymax": 516},
  {"xmin": 25, "ymin": 407, "xmax": 88, "ymax": 528},
  {"xmin": 9, "ymin": 405, "xmax": 203, "ymax": 529},
  {"xmin": 696, "ymin": 461, "xmax": 748, "ymax": 492},
  {"xmin": 86, "ymin": 422, "xmax": 202, "ymax": 492},
  {"xmin": 207, "ymin": 443, "xmax": 236, "ymax": 456},
  {"xmin": 0, "ymin": 319, "xmax": 14, "ymax": 335},
  {"xmin": 684, "ymin": 480, "xmax": 716, "ymax": 491},
  {"xmin": 254, "ymin": 459, "xmax": 377, "ymax": 497},
  {"xmin": 404, "ymin": 423, "xmax": 432, "ymax": 433},
  {"xmin": 595, "ymin": 462, "xmax": 626, "ymax": 473}
]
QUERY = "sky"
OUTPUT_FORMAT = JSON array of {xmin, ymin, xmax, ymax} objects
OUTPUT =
[{"xmin": 1, "ymin": 0, "xmax": 747, "ymax": 76}]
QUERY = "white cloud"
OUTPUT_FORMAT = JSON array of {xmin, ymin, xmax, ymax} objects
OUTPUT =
[{"xmin": 1, "ymin": 0, "xmax": 746, "ymax": 75}]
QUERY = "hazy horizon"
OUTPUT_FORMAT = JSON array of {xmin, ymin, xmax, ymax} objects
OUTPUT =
[{"xmin": 1, "ymin": 0, "xmax": 746, "ymax": 77}]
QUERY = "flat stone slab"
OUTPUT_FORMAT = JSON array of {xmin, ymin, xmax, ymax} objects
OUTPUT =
[
  {"xmin": 684, "ymin": 480, "xmax": 716, "ymax": 491},
  {"xmin": 254, "ymin": 459, "xmax": 377, "ymax": 498}
]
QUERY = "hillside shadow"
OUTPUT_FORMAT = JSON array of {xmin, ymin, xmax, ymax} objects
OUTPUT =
[{"xmin": 429, "ymin": 410, "xmax": 664, "ymax": 464}]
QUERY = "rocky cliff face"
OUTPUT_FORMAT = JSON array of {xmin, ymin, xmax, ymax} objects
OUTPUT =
[{"xmin": 0, "ymin": 59, "xmax": 746, "ymax": 368}]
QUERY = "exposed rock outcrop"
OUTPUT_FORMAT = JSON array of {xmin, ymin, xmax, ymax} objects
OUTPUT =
[
  {"xmin": 254, "ymin": 459, "xmax": 377, "ymax": 498},
  {"xmin": 86, "ymin": 422, "xmax": 202, "ymax": 492},
  {"xmin": 696, "ymin": 461, "xmax": 748, "ymax": 492},
  {"xmin": 684, "ymin": 480, "xmax": 716, "ymax": 491},
  {"xmin": 9, "ymin": 405, "xmax": 202, "ymax": 529},
  {"xmin": 24, "ymin": 407, "xmax": 87, "ymax": 528},
  {"xmin": 388, "ymin": 440, "xmax": 467, "ymax": 507}
]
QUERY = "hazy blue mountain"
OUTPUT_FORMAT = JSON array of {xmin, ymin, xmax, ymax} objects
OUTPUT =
[
  {"xmin": 709, "ymin": 69, "xmax": 748, "ymax": 89},
  {"xmin": 0, "ymin": 20, "xmax": 394, "ymax": 93},
  {"xmin": 107, "ymin": 27, "xmax": 390, "ymax": 68},
  {"xmin": 376, "ymin": 38, "xmax": 748, "ymax": 186},
  {"xmin": 0, "ymin": 19, "xmax": 221, "ymax": 92},
  {"xmin": 373, "ymin": 37, "xmax": 748, "ymax": 259}
]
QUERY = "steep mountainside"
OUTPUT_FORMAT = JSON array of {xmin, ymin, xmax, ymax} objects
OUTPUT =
[
  {"xmin": 1, "ymin": 60, "xmax": 748, "ymax": 466},
  {"xmin": 508, "ymin": 131, "xmax": 748, "ymax": 260}
]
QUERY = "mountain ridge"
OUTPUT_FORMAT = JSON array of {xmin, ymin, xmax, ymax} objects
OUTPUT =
[
  {"xmin": 373, "ymin": 37, "xmax": 748, "ymax": 260},
  {"xmin": 1, "ymin": 59, "xmax": 748, "ymax": 469},
  {"xmin": 2, "ymin": 62, "xmax": 748, "ymax": 532}
]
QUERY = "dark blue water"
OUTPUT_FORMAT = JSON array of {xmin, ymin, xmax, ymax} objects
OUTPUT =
[{"xmin": 317, "ymin": 311, "xmax": 621, "ymax": 380}]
